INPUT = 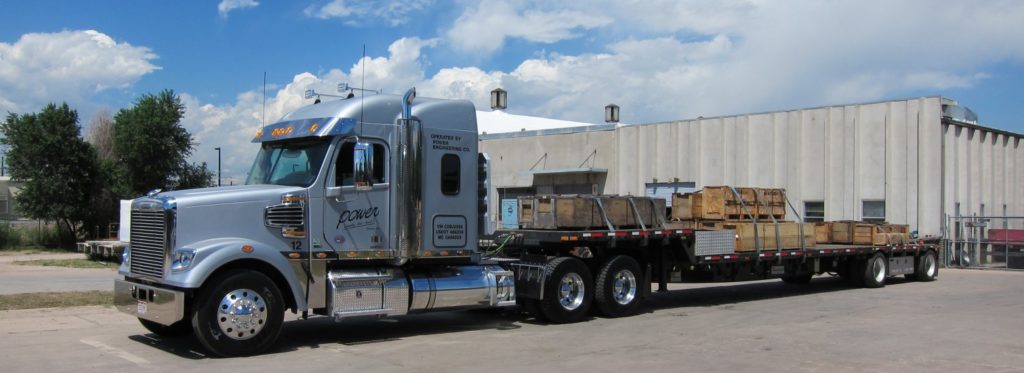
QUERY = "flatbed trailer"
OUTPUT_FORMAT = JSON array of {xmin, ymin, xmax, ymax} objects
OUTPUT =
[{"xmin": 492, "ymin": 226, "xmax": 939, "ymax": 322}]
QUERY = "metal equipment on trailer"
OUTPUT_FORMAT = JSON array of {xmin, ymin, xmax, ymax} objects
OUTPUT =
[{"xmin": 112, "ymin": 88, "xmax": 939, "ymax": 357}]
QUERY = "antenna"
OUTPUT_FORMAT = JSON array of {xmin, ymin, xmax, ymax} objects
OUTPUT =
[
  {"xmin": 359, "ymin": 44, "xmax": 366, "ymax": 136},
  {"xmin": 261, "ymin": 71, "xmax": 267, "ymax": 129}
]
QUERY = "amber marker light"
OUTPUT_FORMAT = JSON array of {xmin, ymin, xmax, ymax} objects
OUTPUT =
[{"xmin": 242, "ymin": 245, "xmax": 254, "ymax": 253}]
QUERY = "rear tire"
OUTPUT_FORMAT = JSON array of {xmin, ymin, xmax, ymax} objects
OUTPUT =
[
  {"xmin": 191, "ymin": 270, "xmax": 285, "ymax": 357},
  {"xmin": 862, "ymin": 253, "xmax": 887, "ymax": 288},
  {"xmin": 139, "ymin": 318, "xmax": 192, "ymax": 337},
  {"xmin": 914, "ymin": 251, "xmax": 939, "ymax": 282},
  {"xmin": 594, "ymin": 255, "xmax": 643, "ymax": 317},
  {"xmin": 537, "ymin": 257, "xmax": 593, "ymax": 324}
]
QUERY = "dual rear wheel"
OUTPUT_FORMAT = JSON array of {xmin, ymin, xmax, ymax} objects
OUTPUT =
[{"xmin": 528, "ymin": 255, "xmax": 645, "ymax": 323}]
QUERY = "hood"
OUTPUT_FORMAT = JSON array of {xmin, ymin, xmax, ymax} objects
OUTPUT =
[{"xmin": 154, "ymin": 184, "xmax": 305, "ymax": 209}]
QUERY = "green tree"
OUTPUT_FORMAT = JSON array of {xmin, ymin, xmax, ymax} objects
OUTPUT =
[
  {"xmin": 113, "ymin": 89, "xmax": 211, "ymax": 197},
  {"xmin": 0, "ymin": 103, "xmax": 103, "ymax": 247}
]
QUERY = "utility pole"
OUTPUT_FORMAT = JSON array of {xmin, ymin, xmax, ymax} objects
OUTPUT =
[{"xmin": 214, "ymin": 147, "xmax": 221, "ymax": 187}]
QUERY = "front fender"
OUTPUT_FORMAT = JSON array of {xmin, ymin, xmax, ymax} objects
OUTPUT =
[{"xmin": 162, "ymin": 238, "xmax": 308, "ymax": 310}]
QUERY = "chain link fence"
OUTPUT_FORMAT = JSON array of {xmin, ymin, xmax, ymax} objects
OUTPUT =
[{"xmin": 943, "ymin": 215, "xmax": 1024, "ymax": 269}]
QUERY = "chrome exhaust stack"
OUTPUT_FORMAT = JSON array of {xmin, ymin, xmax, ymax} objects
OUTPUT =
[{"xmin": 394, "ymin": 87, "xmax": 422, "ymax": 264}]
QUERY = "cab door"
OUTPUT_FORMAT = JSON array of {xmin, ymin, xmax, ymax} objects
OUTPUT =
[{"xmin": 323, "ymin": 139, "xmax": 390, "ymax": 257}]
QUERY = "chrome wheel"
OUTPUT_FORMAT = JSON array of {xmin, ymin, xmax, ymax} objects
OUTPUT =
[
  {"xmin": 217, "ymin": 288, "xmax": 267, "ymax": 341},
  {"xmin": 925, "ymin": 255, "xmax": 936, "ymax": 277},
  {"xmin": 611, "ymin": 269, "xmax": 637, "ymax": 306},
  {"xmin": 871, "ymin": 258, "xmax": 886, "ymax": 284},
  {"xmin": 558, "ymin": 273, "xmax": 586, "ymax": 311}
]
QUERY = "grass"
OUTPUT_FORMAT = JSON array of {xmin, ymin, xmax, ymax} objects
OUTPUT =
[
  {"xmin": 13, "ymin": 258, "xmax": 119, "ymax": 269},
  {"xmin": 0, "ymin": 247, "xmax": 76, "ymax": 256},
  {"xmin": 0, "ymin": 290, "xmax": 113, "ymax": 311}
]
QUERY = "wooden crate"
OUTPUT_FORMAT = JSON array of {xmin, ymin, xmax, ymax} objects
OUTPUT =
[
  {"xmin": 724, "ymin": 187, "xmax": 757, "ymax": 218},
  {"xmin": 814, "ymin": 222, "xmax": 831, "ymax": 243},
  {"xmin": 693, "ymin": 187, "xmax": 728, "ymax": 220},
  {"xmin": 719, "ymin": 222, "xmax": 815, "ymax": 251},
  {"xmin": 830, "ymin": 221, "xmax": 874, "ymax": 245},
  {"xmin": 520, "ymin": 195, "xmax": 666, "ymax": 230},
  {"xmin": 755, "ymin": 188, "xmax": 786, "ymax": 219},
  {"xmin": 671, "ymin": 193, "xmax": 694, "ymax": 220},
  {"xmin": 872, "ymin": 226, "xmax": 911, "ymax": 245},
  {"xmin": 879, "ymin": 224, "xmax": 910, "ymax": 234}
]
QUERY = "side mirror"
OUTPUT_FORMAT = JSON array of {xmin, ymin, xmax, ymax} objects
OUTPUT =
[{"xmin": 353, "ymin": 142, "xmax": 374, "ymax": 191}]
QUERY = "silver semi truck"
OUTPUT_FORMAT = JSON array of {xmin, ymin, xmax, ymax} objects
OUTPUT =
[{"xmin": 114, "ymin": 88, "xmax": 939, "ymax": 357}]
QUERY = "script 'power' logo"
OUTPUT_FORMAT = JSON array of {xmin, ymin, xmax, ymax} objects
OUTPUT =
[{"xmin": 336, "ymin": 206, "xmax": 380, "ymax": 229}]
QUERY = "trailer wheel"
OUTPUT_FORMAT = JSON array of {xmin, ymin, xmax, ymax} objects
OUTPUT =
[
  {"xmin": 594, "ymin": 255, "xmax": 643, "ymax": 317},
  {"xmin": 914, "ymin": 251, "xmax": 938, "ymax": 282},
  {"xmin": 537, "ymin": 257, "xmax": 593, "ymax": 323},
  {"xmin": 138, "ymin": 318, "xmax": 191, "ymax": 337},
  {"xmin": 861, "ymin": 253, "xmax": 887, "ymax": 288},
  {"xmin": 192, "ymin": 270, "xmax": 285, "ymax": 357}
]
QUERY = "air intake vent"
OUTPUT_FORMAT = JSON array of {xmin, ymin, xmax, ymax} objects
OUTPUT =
[{"xmin": 265, "ymin": 204, "xmax": 304, "ymax": 228}]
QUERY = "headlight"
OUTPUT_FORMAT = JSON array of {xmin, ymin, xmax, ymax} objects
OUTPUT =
[
  {"xmin": 171, "ymin": 249, "xmax": 197, "ymax": 272},
  {"xmin": 121, "ymin": 247, "xmax": 130, "ymax": 266}
]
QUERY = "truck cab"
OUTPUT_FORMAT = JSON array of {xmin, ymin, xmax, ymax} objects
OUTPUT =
[{"xmin": 114, "ymin": 89, "xmax": 514, "ymax": 356}]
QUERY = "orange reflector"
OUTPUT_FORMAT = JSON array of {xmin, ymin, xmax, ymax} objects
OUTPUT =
[
  {"xmin": 242, "ymin": 245, "xmax": 254, "ymax": 253},
  {"xmin": 315, "ymin": 252, "xmax": 327, "ymax": 259},
  {"xmin": 560, "ymin": 236, "xmax": 569, "ymax": 241},
  {"xmin": 440, "ymin": 251, "xmax": 449, "ymax": 256},
  {"xmin": 288, "ymin": 252, "xmax": 300, "ymax": 259}
]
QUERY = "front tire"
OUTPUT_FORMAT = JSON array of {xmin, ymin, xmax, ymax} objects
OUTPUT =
[
  {"xmin": 537, "ymin": 257, "xmax": 593, "ymax": 324},
  {"xmin": 192, "ymin": 270, "xmax": 285, "ymax": 357},
  {"xmin": 594, "ymin": 255, "xmax": 643, "ymax": 317},
  {"xmin": 139, "ymin": 318, "xmax": 191, "ymax": 337}
]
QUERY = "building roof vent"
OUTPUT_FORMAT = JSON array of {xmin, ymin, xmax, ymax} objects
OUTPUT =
[
  {"xmin": 605, "ymin": 104, "xmax": 620, "ymax": 123},
  {"xmin": 490, "ymin": 88, "xmax": 507, "ymax": 110},
  {"xmin": 942, "ymin": 103, "xmax": 978, "ymax": 124}
]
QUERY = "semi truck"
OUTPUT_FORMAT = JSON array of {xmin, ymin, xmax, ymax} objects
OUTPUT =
[{"xmin": 114, "ymin": 88, "xmax": 940, "ymax": 357}]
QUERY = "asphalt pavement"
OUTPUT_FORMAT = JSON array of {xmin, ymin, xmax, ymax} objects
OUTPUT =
[{"xmin": 1, "ymin": 268, "xmax": 1022, "ymax": 372}]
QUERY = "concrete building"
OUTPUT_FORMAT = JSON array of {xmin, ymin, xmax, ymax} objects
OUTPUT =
[{"xmin": 478, "ymin": 96, "xmax": 1024, "ymax": 237}]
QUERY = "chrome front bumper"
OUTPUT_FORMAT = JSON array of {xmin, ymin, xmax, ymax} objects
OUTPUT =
[{"xmin": 114, "ymin": 279, "xmax": 185, "ymax": 326}]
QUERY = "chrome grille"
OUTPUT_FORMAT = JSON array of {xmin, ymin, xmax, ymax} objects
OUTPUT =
[
  {"xmin": 265, "ymin": 204, "xmax": 304, "ymax": 227},
  {"xmin": 130, "ymin": 209, "xmax": 167, "ymax": 278}
]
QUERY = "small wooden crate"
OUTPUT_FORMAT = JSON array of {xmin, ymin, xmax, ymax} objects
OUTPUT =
[
  {"xmin": 671, "ymin": 193, "xmax": 694, "ymax": 220},
  {"xmin": 830, "ymin": 221, "xmax": 874, "ymax": 245},
  {"xmin": 755, "ymin": 188, "xmax": 786, "ymax": 219},
  {"xmin": 692, "ymin": 188, "xmax": 727, "ymax": 220}
]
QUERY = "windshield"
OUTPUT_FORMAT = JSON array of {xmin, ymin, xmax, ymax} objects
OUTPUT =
[{"xmin": 245, "ymin": 139, "xmax": 331, "ymax": 187}]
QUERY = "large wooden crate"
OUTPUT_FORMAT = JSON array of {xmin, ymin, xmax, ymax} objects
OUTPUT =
[
  {"xmin": 520, "ymin": 195, "xmax": 665, "ymax": 230},
  {"xmin": 830, "ymin": 221, "xmax": 874, "ymax": 245},
  {"xmin": 719, "ymin": 221, "xmax": 815, "ymax": 251}
]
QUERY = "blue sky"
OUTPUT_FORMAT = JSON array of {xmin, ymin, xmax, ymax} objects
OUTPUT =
[{"xmin": 1, "ymin": 0, "xmax": 1023, "ymax": 181}]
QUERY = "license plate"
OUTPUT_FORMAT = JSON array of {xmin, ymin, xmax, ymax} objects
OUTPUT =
[{"xmin": 137, "ymin": 300, "xmax": 148, "ymax": 316}]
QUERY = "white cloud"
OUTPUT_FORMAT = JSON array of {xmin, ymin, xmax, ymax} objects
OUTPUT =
[
  {"xmin": 218, "ymin": 0, "xmax": 259, "ymax": 17},
  {"xmin": 304, "ymin": 0, "xmax": 433, "ymax": 26},
  {"xmin": 0, "ymin": 30, "xmax": 159, "ymax": 114},
  {"xmin": 181, "ymin": 38, "xmax": 438, "ymax": 180},
  {"xmin": 446, "ymin": 0, "xmax": 612, "ymax": 54}
]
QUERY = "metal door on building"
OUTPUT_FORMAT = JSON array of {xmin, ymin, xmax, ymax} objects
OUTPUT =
[{"xmin": 645, "ymin": 182, "xmax": 695, "ymax": 206}]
